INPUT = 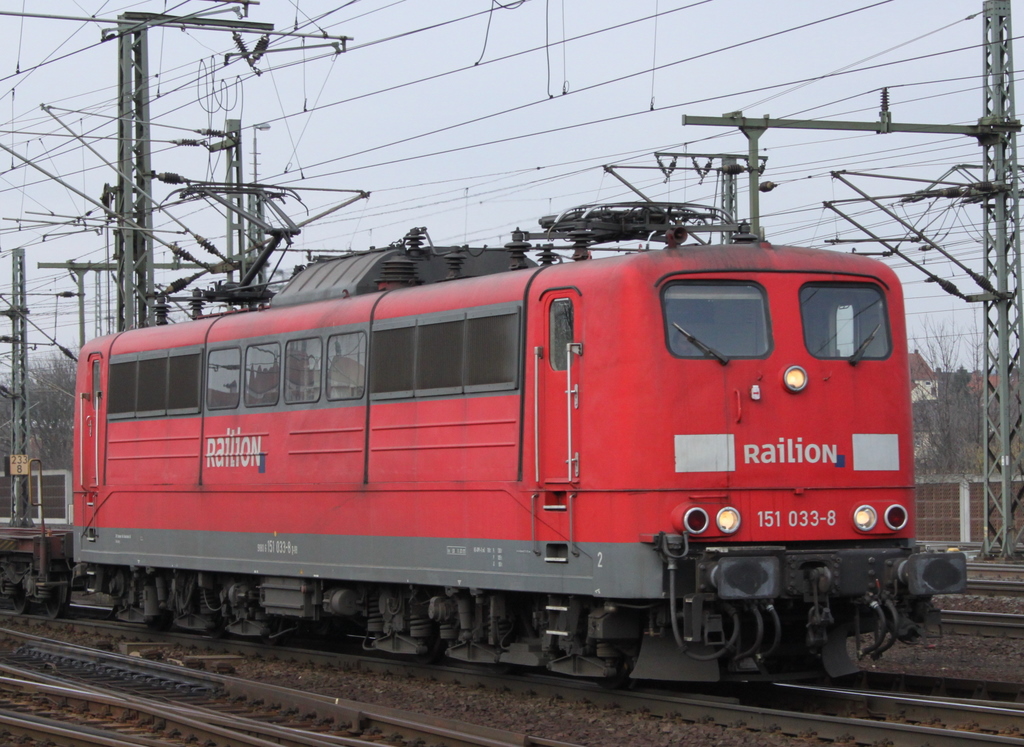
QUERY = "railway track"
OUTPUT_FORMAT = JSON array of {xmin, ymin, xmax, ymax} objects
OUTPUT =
[
  {"xmin": 5, "ymin": 622, "xmax": 1024, "ymax": 746},
  {"xmin": 0, "ymin": 627, "xmax": 581, "ymax": 747},
  {"xmin": 941, "ymin": 609, "xmax": 1024, "ymax": 638}
]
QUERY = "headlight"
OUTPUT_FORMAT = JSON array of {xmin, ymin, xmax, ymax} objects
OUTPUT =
[
  {"xmin": 683, "ymin": 507, "xmax": 709, "ymax": 534},
  {"xmin": 853, "ymin": 505, "xmax": 877, "ymax": 531},
  {"xmin": 716, "ymin": 507, "xmax": 741, "ymax": 534},
  {"xmin": 884, "ymin": 504, "xmax": 908, "ymax": 531},
  {"xmin": 783, "ymin": 365, "xmax": 807, "ymax": 392}
]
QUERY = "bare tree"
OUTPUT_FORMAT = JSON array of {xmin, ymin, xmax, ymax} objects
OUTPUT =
[
  {"xmin": 0, "ymin": 353, "xmax": 77, "ymax": 473},
  {"xmin": 28, "ymin": 354, "xmax": 77, "ymax": 472},
  {"xmin": 911, "ymin": 319, "xmax": 983, "ymax": 475}
]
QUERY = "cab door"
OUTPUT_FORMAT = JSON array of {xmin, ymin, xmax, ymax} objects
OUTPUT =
[
  {"xmin": 537, "ymin": 290, "xmax": 583, "ymax": 486},
  {"xmin": 79, "ymin": 354, "xmax": 103, "ymax": 490}
]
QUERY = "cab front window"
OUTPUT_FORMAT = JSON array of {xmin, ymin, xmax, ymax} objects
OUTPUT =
[
  {"xmin": 663, "ymin": 282, "xmax": 771, "ymax": 359},
  {"xmin": 800, "ymin": 283, "xmax": 890, "ymax": 360}
]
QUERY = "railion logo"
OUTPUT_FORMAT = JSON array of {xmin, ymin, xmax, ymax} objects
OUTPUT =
[
  {"xmin": 743, "ymin": 438, "xmax": 844, "ymax": 467},
  {"xmin": 205, "ymin": 428, "xmax": 266, "ymax": 472},
  {"xmin": 674, "ymin": 433, "xmax": 896, "ymax": 473}
]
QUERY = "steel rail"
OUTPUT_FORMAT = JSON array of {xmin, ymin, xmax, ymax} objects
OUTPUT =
[
  {"xmin": 0, "ymin": 627, "xmax": 580, "ymax": 747},
  {"xmin": 0, "ymin": 673, "xmax": 357, "ymax": 747},
  {"xmin": 941, "ymin": 609, "xmax": 1024, "ymax": 638},
  {"xmin": 4, "ymin": 625, "xmax": 1024, "ymax": 747},
  {"xmin": 773, "ymin": 681, "xmax": 1024, "ymax": 736},
  {"xmin": 965, "ymin": 579, "xmax": 1024, "ymax": 596}
]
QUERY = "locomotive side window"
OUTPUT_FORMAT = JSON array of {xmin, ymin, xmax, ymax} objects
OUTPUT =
[
  {"xmin": 108, "ymin": 361, "xmax": 137, "ymax": 416},
  {"xmin": 136, "ymin": 357, "xmax": 168, "ymax": 415},
  {"xmin": 109, "ymin": 350, "xmax": 202, "ymax": 417},
  {"xmin": 549, "ymin": 299, "xmax": 574, "ymax": 371},
  {"xmin": 167, "ymin": 353, "xmax": 202, "ymax": 413},
  {"xmin": 467, "ymin": 312, "xmax": 519, "ymax": 388},
  {"xmin": 663, "ymin": 283, "xmax": 770, "ymax": 358},
  {"xmin": 207, "ymin": 348, "xmax": 241, "ymax": 409},
  {"xmin": 417, "ymin": 320, "xmax": 464, "ymax": 392},
  {"xmin": 327, "ymin": 332, "xmax": 367, "ymax": 400},
  {"xmin": 245, "ymin": 343, "xmax": 281, "ymax": 407},
  {"xmin": 371, "ymin": 327, "xmax": 415, "ymax": 396},
  {"xmin": 800, "ymin": 283, "xmax": 890, "ymax": 360},
  {"xmin": 371, "ymin": 309, "xmax": 519, "ymax": 397},
  {"xmin": 285, "ymin": 338, "xmax": 323, "ymax": 404}
]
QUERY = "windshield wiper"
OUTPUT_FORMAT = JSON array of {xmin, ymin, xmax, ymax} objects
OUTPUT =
[
  {"xmin": 848, "ymin": 323, "xmax": 881, "ymax": 366},
  {"xmin": 672, "ymin": 322, "xmax": 729, "ymax": 365}
]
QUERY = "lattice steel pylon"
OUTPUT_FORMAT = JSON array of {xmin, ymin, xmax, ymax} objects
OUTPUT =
[
  {"xmin": 8, "ymin": 247, "xmax": 30, "ymax": 527},
  {"xmin": 980, "ymin": 0, "xmax": 1024, "ymax": 557},
  {"xmin": 116, "ymin": 14, "xmax": 154, "ymax": 330}
]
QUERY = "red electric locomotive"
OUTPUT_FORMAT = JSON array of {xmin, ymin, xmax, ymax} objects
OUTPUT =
[{"xmin": 69, "ymin": 202, "xmax": 965, "ymax": 682}]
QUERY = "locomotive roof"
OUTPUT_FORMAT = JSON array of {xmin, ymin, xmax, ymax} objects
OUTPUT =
[
  {"xmin": 85, "ymin": 240, "xmax": 897, "ymax": 359},
  {"xmin": 273, "ymin": 246, "xmax": 528, "ymax": 308},
  {"xmin": 273, "ymin": 240, "xmax": 894, "ymax": 308}
]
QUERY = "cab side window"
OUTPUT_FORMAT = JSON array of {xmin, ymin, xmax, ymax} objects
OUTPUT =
[{"xmin": 549, "ymin": 299, "xmax": 574, "ymax": 372}]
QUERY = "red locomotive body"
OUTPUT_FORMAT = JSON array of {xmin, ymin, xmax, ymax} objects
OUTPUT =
[{"xmin": 69, "ymin": 212, "xmax": 965, "ymax": 682}]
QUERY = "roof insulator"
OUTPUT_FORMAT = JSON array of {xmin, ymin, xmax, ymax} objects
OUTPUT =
[
  {"xmin": 403, "ymin": 227, "xmax": 430, "ymax": 259},
  {"xmin": 444, "ymin": 249, "xmax": 466, "ymax": 280},
  {"xmin": 568, "ymin": 229, "xmax": 593, "ymax": 261},
  {"xmin": 535, "ymin": 244, "xmax": 559, "ymax": 265},
  {"xmin": 505, "ymin": 229, "xmax": 532, "ymax": 270}
]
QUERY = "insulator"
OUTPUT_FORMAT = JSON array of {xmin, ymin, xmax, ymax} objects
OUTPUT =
[
  {"xmin": 189, "ymin": 289, "xmax": 204, "ymax": 320},
  {"xmin": 56, "ymin": 291, "xmax": 77, "ymax": 298},
  {"xmin": 535, "ymin": 244, "xmax": 559, "ymax": 265},
  {"xmin": 194, "ymin": 235, "xmax": 220, "ymax": 256},
  {"xmin": 172, "ymin": 139, "xmax": 203, "ymax": 147},
  {"xmin": 759, "ymin": 181, "xmax": 777, "ymax": 193},
  {"xmin": 939, "ymin": 187, "xmax": 964, "ymax": 198},
  {"xmin": 154, "ymin": 296, "xmax": 169, "ymax": 326},
  {"xmin": 721, "ymin": 162, "xmax": 745, "ymax": 175},
  {"xmin": 505, "ymin": 228, "xmax": 532, "ymax": 270},
  {"xmin": 155, "ymin": 172, "xmax": 184, "ymax": 184},
  {"xmin": 233, "ymin": 32, "xmax": 249, "ymax": 57},
  {"xmin": 444, "ymin": 250, "xmax": 465, "ymax": 280},
  {"xmin": 568, "ymin": 229, "xmax": 592, "ymax": 261},
  {"xmin": 165, "ymin": 277, "xmax": 191, "ymax": 294},
  {"xmin": 403, "ymin": 227, "xmax": 429, "ymax": 259},
  {"xmin": 880, "ymin": 87, "xmax": 890, "ymax": 112},
  {"xmin": 251, "ymin": 35, "xmax": 269, "ymax": 61}
]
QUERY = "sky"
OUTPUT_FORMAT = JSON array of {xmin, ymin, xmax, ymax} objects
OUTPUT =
[{"xmin": 0, "ymin": 0, "xmax": 1012, "ymax": 367}]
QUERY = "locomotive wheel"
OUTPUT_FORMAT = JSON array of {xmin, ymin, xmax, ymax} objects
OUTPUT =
[
  {"xmin": 9, "ymin": 586, "xmax": 28, "ymax": 615},
  {"xmin": 42, "ymin": 590, "xmax": 67, "ymax": 619}
]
